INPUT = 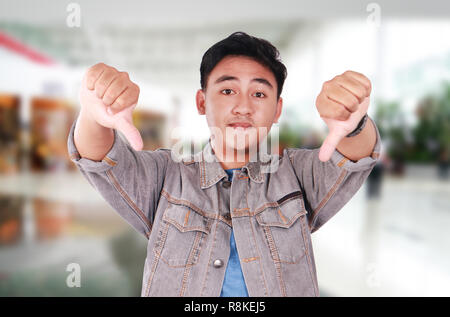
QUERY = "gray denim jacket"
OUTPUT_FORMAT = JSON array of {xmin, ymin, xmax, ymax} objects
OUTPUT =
[{"xmin": 67, "ymin": 115, "xmax": 381, "ymax": 297}]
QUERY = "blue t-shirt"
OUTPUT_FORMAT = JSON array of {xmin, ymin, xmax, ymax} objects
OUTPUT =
[{"xmin": 220, "ymin": 168, "xmax": 249, "ymax": 297}]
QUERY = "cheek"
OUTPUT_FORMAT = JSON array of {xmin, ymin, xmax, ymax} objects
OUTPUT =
[
  {"xmin": 254, "ymin": 113, "xmax": 273, "ymax": 129},
  {"xmin": 254, "ymin": 119, "xmax": 275, "ymax": 140},
  {"xmin": 205, "ymin": 107, "xmax": 225, "ymax": 129}
]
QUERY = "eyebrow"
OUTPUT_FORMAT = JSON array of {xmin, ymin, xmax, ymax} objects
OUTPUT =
[{"xmin": 214, "ymin": 75, "xmax": 273, "ymax": 89}]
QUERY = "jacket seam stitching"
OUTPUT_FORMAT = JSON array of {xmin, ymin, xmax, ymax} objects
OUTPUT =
[
  {"xmin": 309, "ymin": 169, "xmax": 348, "ymax": 231},
  {"xmin": 300, "ymin": 214, "xmax": 319, "ymax": 296},
  {"xmin": 103, "ymin": 156, "xmax": 117, "ymax": 166},
  {"xmin": 201, "ymin": 153, "xmax": 206, "ymax": 187},
  {"xmin": 261, "ymin": 225, "xmax": 287, "ymax": 296},
  {"xmin": 201, "ymin": 219, "xmax": 219, "ymax": 296},
  {"xmin": 179, "ymin": 231, "xmax": 202, "ymax": 296},
  {"xmin": 145, "ymin": 221, "xmax": 169, "ymax": 296},
  {"xmin": 162, "ymin": 189, "xmax": 233, "ymax": 227},
  {"xmin": 105, "ymin": 169, "xmax": 152, "ymax": 235},
  {"xmin": 161, "ymin": 189, "xmax": 208, "ymax": 216},
  {"xmin": 246, "ymin": 184, "xmax": 269, "ymax": 297}
]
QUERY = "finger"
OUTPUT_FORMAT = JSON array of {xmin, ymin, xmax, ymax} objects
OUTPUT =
[
  {"xmin": 334, "ymin": 75, "xmax": 368, "ymax": 104},
  {"xmin": 94, "ymin": 67, "xmax": 120, "ymax": 99},
  {"xmin": 326, "ymin": 83, "xmax": 360, "ymax": 113},
  {"xmin": 115, "ymin": 116, "xmax": 144, "ymax": 151},
  {"xmin": 86, "ymin": 63, "xmax": 107, "ymax": 90},
  {"xmin": 358, "ymin": 96, "xmax": 371, "ymax": 116},
  {"xmin": 342, "ymin": 71, "xmax": 372, "ymax": 96},
  {"xmin": 109, "ymin": 84, "xmax": 139, "ymax": 114},
  {"xmin": 319, "ymin": 129, "xmax": 343, "ymax": 162},
  {"xmin": 102, "ymin": 74, "xmax": 130, "ymax": 106},
  {"xmin": 317, "ymin": 93, "xmax": 352, "ymax": 121}
]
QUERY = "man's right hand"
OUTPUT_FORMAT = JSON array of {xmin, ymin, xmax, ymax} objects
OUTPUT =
[{"xmin": 79, "ymin": 63, "xmax": 143, "ymax": 151}]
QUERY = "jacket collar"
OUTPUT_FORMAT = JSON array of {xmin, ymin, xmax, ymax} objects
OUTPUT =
[{"xmin": 193, "ymin": 137, "xmax": 276, "ymax": 189}]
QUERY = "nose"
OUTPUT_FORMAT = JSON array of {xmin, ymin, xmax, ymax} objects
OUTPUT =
[{"xmin": 232, "ymin": 93, "xmax": 254, "ymax": 116}]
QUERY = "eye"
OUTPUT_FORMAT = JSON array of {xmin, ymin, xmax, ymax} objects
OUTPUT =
[
  {"xmin": 253, "ymin": 91, "xmax": 265, "ymax": 98},
  {"xmin": 221, "ymin": 89, "xmax": 235, "ymax": 95}
]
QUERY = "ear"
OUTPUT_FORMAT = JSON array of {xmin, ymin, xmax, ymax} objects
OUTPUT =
[
  {"xmin": 274, "ymin": 97, "xmax": 283, "ymax": 123},
  {"xmin": 196, "ymin": 89, "xmax": 206, "ymax": 115}
]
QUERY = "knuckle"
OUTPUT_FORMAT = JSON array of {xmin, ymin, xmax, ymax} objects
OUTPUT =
[
  {"xmin": 132, "ymin": 83, "xmax": 140, "ymax": 95},
  {"xmin": 108, "ymin": 68, "xmax": 119, "ymax": 79},
  {"xmin": 339, "ymin": 113, "xmax": 349, "ymax": 121},
  {"xmin": 89, "ymin": 62, "xmax": 103, "ymax": 71},
  {"xmin": 123, "ymin": 94, "xmax": 136, "ymax": 105},
  {"xmin": 102, "ymin": 92, "xmax": 114, "ymax": 104},
  {"xmin": 95, "ymin": 82, "xmax": 107, "ymax": 95},
  {"xmin": 111, "ymin": 98, "xmax": 124, "ymax": 110},
  {"xmin": 357, "ymin": 87, "xmax": 366, "ymax": 97},
  {"xmin": 95, "ymin": 89, "xmax": 105, "ymax": 99},
  {"xmin": 316, "ymin": 93, "xmax": 326, "ymax": 108},
  {"xmin": 86, "ymin": 73, "xmax": 96, "ymax": 84},
  {"xmin": 315, "ymin": 94, "xmax": 321, "ymax": 106},
  {"xmin": 350, "ymin": 97, "xmax": 359, "ymax": 108},
  {"xmin": 90, "ymin": 62, "xmax": 107, "ymax": 74},
  {"xmin": 333, "ymin": 76, "xmax": 342, "ymax": 84},
  {"xmin": 359, "ymin": 91, "xmax": 367, "ymax": 102},
  {"xmin": 337, "ymin": 108, "xmax": 348, "ymax": 119},
  {"xmin": 118, "ymin": 97, "xmax": 131, "ymax": 109},
  {"xmin": 343, "ymin": 70, "xmax": 352, "ymax": 76},
  {"xmin": 95, "ymin": 80, "xmax": 106, "ymax": 90}
]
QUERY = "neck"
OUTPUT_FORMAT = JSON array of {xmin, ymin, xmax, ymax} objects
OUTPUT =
[{"xmin": 210, "ymin": 138, "xmax": 250, "ymax": 170}]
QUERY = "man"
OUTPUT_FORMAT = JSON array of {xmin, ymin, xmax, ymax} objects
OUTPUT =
[{"xmin": 68, "ymin": 32, "xmax": 381, "ymax": 296}]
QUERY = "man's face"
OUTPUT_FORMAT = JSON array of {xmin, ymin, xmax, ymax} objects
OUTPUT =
[{"xmin": 196, "ymin": 55, "xmax": 283, "ymax": 159}]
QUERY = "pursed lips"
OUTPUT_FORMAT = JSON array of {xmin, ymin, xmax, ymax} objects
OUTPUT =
[{"xmin": 227, "ymin": 122, "xmax": 253, "ymax": 129}]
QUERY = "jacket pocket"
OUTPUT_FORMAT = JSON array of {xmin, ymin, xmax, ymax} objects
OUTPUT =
[
  {"xmin": 255, "ymin": 191, "xmax": 307, "ymax": 264},
  {"xmin": 154, "ymin": 200, "xmax": 211, "ymax": 268}
]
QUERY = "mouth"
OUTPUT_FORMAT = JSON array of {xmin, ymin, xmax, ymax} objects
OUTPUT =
[{"xmin": 227, "ymin": 122, "xmax": 253, "ymax": 130}]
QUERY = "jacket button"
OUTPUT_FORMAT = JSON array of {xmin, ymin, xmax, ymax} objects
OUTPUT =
[
  {"xmin": 213, "ymin": 259, "xmax": 224, "ymax": 268},
  {"xmin": 224, "ymin": 213, "xmax": 231, "ymax": 221},
  {"xmin": 222, "ymin": 180, "xmax": 231, "ymax": 188}
]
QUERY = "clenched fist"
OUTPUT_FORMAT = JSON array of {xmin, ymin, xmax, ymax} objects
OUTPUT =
[
  {"xmin": 315, "ymin": 70, "xmax": 372, "ymax": 162},
  {"xmin": 79, "ymin": 63, "xmax": 143, "ymax": 151}
]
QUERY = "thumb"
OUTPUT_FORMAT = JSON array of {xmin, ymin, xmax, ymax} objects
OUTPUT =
[
  {"xmin": 318, "ymin": 128, "xmax": 344, "ymax": 162},
  {"xmin": 114, "ymin": 116, "xmax": 144, "ymax": 151}
]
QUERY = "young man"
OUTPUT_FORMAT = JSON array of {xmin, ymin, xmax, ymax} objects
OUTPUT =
[{"xmin": 68, "ymin": 32, "xmax": 381, "ymax": 296}]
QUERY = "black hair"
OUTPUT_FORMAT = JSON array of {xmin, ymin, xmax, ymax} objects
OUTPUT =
[{"xmin": 200, "ymin": 31, "xmax": 287, "ymax": 99}]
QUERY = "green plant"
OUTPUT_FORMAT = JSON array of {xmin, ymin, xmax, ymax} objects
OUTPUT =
[{"xmin": 411, "ymin": 82, "xmax": 450, "ymax": 163}]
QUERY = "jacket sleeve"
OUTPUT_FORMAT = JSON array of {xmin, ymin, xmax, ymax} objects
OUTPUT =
[
  {"xmin": 285, "ymin": 116, "xmax": 382, "ymax": 233},
  {"xmin": 67, "ymin": 115, "xmax": 170, "ymax": 238}
]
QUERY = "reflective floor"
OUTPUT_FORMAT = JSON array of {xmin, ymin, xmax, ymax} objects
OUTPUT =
[{"xmin": 313, "ymin": 166, "xmax": 450, "ymax": 296}]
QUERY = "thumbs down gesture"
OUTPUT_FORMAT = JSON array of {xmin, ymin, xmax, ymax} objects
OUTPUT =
[
  {"xmin": 79, "ymin": 63, "xmax": 144, "ymax": 151},
  {"xmin": 315, "ymin": 70, "xmax": 372, "ymax": 162}
]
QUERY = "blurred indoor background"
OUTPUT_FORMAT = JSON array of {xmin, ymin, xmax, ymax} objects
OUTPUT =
[{"xmin": 0, "ymin": 0, "xmax": 449, "ymax": 296}]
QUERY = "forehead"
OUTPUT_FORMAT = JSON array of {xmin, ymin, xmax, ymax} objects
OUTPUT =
[{"xmin": 208, "ymin": 55, "xmax": 276, "ymax": 85}]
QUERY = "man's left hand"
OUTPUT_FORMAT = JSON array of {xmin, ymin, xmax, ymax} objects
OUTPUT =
[{"xmin": 315, "ymin": 70, "xmax": 372, "ymax": 162}]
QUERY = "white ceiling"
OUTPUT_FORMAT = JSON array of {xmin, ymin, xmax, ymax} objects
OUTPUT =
[
  {"xmin": 0, "ymin": 0, "xmax": 449, "ymax": 94},
  {"xmin": 1, "ymin": 0, "xmax": 449, "ymax": 27}
]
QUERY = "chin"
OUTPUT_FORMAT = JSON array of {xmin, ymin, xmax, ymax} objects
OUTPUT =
[
  {"xmin": 225, "ymin": 135, "xmax": 259, "ymax": 153},
  {"xmin": 215, "ymin": 126, "xmax": 262, "ymax": 159}
]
